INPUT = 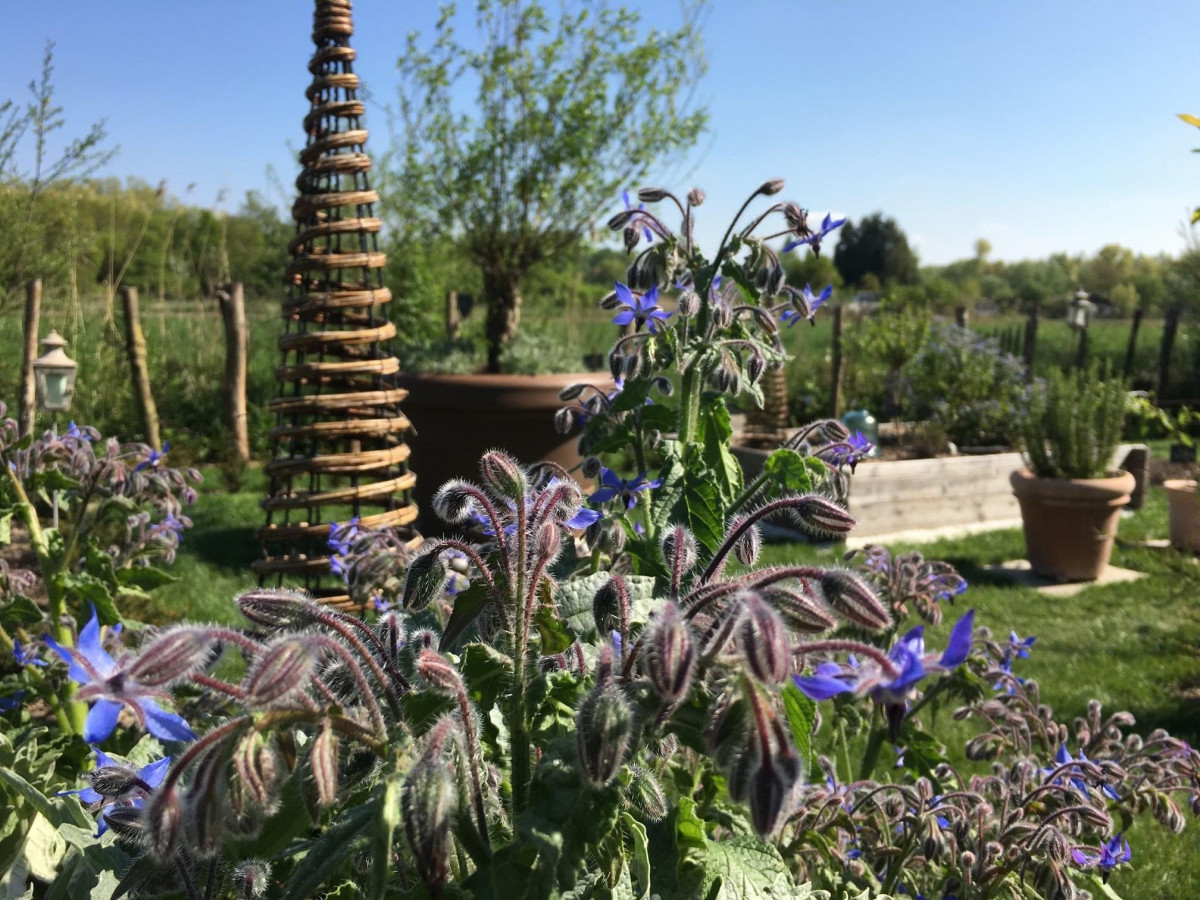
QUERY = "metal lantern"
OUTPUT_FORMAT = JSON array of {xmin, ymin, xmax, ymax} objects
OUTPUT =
[
  {"xmin": 32, "ymin": 330, "xmax": 78, "ymax": 412},
  {"xmin": 1068, "ymin": 289, "xmax": 1095, "ymax": 331}
]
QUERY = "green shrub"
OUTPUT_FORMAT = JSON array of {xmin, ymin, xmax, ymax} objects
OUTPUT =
[{"xmin": 1021, "ymin": 365, "xmax": 1127, "ymax": 479}]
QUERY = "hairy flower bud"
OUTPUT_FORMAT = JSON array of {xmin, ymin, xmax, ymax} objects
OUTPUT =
[
  {"xmin": 89, "ymin": 763, "xmax": 148, "ymax": 800},
  {"xmin": 103, "ymin": 806, "xmax": 147, "ymax": 844},
  {"xmin": 624, "ymin": 765, "xmax": 668, "ymax": 821},
  {"xmin": 186, "ymin": 746, "xmax": 228, "ymax": 858},
  {"xmin": 402, "ymin": 549, "xmax": 448, "ymax": 611},
  {"xmin": 661, "ymin": 525, "xmax": 697, "ymax": 577},
  {"xmin": 643, "ymin": 604, "xmax": 696, "ymax": 704},
  {"xmin": 707, "ymin": 697, "xmax": 749, "ymax": 772},
  {"xmin": 687, "ymin": 187, "xmax": 705, "ymax": 207},
  {"xmin": 376, "ymin": 611, "xmax": 406, "ymax": 668},
  {"xmin": 608, "ymin": 349, "xmax": 625, "ymax": 382},
  {"xmin": 746, "ymin": 351, "xmax": 766, "ymax": 386},
  {"xmin": 637, "ymin": 186, "xmax": 668, "ymax": 203},
  {"xmin": 129, "ymin": 626, "xmax": 215, "ymax": 686},
  {"xmin": 231, "ymin": 860, "xmax": 272, "ymax": 899},
  {"xmin": 416, "ymin": 649, "xmax": 464, "ymax": 696},
  {"xmin": 730, "ymin": 518, "xmax": 762, "ymax": 567},
  {"xmin": 757, "ymin": 178, "xmax": 786, "ymax": 197},
  {"xmin": 310, "ymin": 721, "xmax": 340, "ymax": 808},
  {"xmin": 712, "ymin": 302, "xmax": 733, "ymax": 330},
  {"xmin": 606, "ymin": 209, "xmax": 635, "ymax": 230},
  {"xmin": 244, "ymin": 637, "xmax": 317, "ymax": 706},
  {"xmin": 145, "ymin": 786, "xmax": 183, "ymax": 861},
  {"xmin": 237, "ymin": 588, "xmax": 313, "ymax": 627},
  {"xmin": 554, "ymin": 406, "xmax": 575, "ymax": 435},
  {"xmin": 760, "ymin": 587, "xmax": 837, "ymax": 633},
  {"xmin": 820, "ymin": 570, "xmax": 892, "ymax": 630},
  {"xmin": 738, "ymin": 593, "xmax": 791, "ymax": 684},
  {"xmin": 576, "ymin": 685, "xmax": 633, "ymax": 784},
  {"xmin": 431, "ymin": 480, "xmax": 477, "ymax": 525},
  {"xmin": 598, "ymin": 290, "xmax": 621, "ymax": 310},
  {"xmin": 593, "ymin": 576, "xmax": 629, "ymax": 637},
  {"xmin": 558, "ymin": 382, "xmax": 586, "ymax": 402},
  {"xmin": 791, "ymin": 495, "xmax": 856, "ymax": 538},
  {"xmin": 402, "ymin": 754, "xmax": 456, "ymax": 896},
  {"xmin": 479, "ymin": 451, "xmax": 527, "ymax": 501},
  {"xmin": 677, "ymin": 289, "xmax": 700, "ymax": 317},
  {"xmin": 624, "ymin": 227, "xmax": 640, "ymax": 254}
]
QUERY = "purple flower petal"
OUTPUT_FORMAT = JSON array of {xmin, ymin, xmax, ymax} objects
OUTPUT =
[
  {"xmin": 140, "ymin": 700, "xmax": 196, "ymax": 743},
  {"xmin": 793, "ymin": 673, "xmax": 856, "ymax": 701},
  {"xmin": 612, "ymin": 310, "xmax": 635, "ymax": 326},
  {"xmin": 938, "ymin": 609, "xmax": 975, "ymax": 668},
  {"xmin": 83, "ymin": 699, "xmax": 123, "ymax": 744}
]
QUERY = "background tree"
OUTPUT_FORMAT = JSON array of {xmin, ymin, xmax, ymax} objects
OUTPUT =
[
  {"xmin": 391, "ymin": 0, "xmax": 708, "ymax": 371},
  {"xmin": 833, "ymin": 212, "xmax": 919, "ymax": 290}
]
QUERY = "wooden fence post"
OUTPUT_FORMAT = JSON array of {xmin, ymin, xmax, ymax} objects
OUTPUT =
[
  {"xmin": 1123, "ymin": 307, "xmax": 1143, "ymax": 378},
  {"xmin": 1022, "ymin": 301, "xmax": 1038, "ymax": 375},
  {"xmin": 120, "ymin": 286, "xmax": 162, "ymax": 450},
  {"xmin": 446, "ymin": 289, "xmax": 460, "ymax": 340},
  {"xmin": 218, "ymin": 283, "xmax": 250, "ymax": 460},
  {"xmin": 1158, "ymin": 305, "xmax": 1181, "ymax": 398},
  {"xmin": 830, "ymin": 305, "xmax": 844, "ymax": 419},
  {"xmin": 18, "ymin": 279, "xmax": 42, "ymax": 439},
  {"xmin": 954, "ymin": 305, "xmax": 969, "ymax": 329}
]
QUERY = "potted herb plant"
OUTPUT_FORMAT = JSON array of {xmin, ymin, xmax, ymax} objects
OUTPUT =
[
  {"xmin": 387, "ymin": 0, "xmax": 706, "ymax": 522},
  {"xmin": 1010, "ymin": 365, "xmax": 1133, "ymax": 581}
]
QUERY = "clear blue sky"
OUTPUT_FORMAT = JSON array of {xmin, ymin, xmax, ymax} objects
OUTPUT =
[{"xmin": 2, "ymin": 0, "xmax": 1197, "ymax": 265}]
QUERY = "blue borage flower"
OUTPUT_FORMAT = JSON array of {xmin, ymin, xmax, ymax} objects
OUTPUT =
[
  {"xmin": 783, "ymin": 212, "xmax": 846, "ymax": 255},
  {"xmin": 815, "ymin": 430, "xmax": 875, "ymax": 471},
  {"xmin": 589, "ymin": 467, "xmax": 663, "ymax": 510},
  {"xmin": 793, "ymin": 610, "xmax": 976, "ymax": 706},
  {"xmin": 59, "ymin": 749, "xmax": 171, "ymax": 837},
  {"xmin": 12, "ymin": 638, "xmax": 48, "ymax": 668},
  {"xmin": 780, "ymin": 283, "xmax": 832, "ymax": 327},
  {"xmin": 1042, "ymin": 743, "xmax": 1121, "ymax": 801},
  {"xmin": 622, "ymin": 190, "xmax": 654, "ymax": 243},
  {"xmin": 0, "ymin": 690, "xmax": 26, "ymax": 712},
  {"xmin": 327, "ymin": 517, "xmax": 361, "ymax": 581},
  {"xmin": 471, "ymin": 481, "xmax": 601, "ymax": 537},
  {"xmin": 612, "ymin": 283, "xmax": 673, "ymax": 334},
  {"xmin": 1071, "ymin": 833, "xmax": 1131, "ymax": 881},
  {"xmin": 133, "ymin": 441, "xmax": 170, "ymax": 472},
  {"xmin": 43, "ymin": 605, "xmax": 195, "ymax": 744}
]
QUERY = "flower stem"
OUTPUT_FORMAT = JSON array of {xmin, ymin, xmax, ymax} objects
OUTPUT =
[{"xmin": 509, "ymin": 495, "xmax": 531, "ymax": 814}]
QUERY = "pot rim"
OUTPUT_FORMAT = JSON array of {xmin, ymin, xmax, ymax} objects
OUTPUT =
[
  {"xmin": 1010, "ymin": 467, "xmax": 1135, "ymax": 502},
  {"xmin": 1163, "ymin": 478, "xmax": 1199, "ymax": 493}
]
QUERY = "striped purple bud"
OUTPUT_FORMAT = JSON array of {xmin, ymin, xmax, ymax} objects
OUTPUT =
[
  {"xmin": 592, "ymin": 576, "xmax": 629, "ymax": 637},
  {"xmin": 554, "ymin": 407, "xmax": 575, "ymax": 434},
  {"xmin": 376, "ymin": 611, "xmax": 405, "ymax": 667},
  {"xmin": 707, "ymin": 698, "xmax": 749, "ymax": 773},
  {"xmin": 89, "ymin": 763, "xmax": 148, "ymax": 800},
  {"xmin": 820, "ymin": 570, "xmax": 892, "ymax": 630},
  {"xmin": 737, "ymin": 593, "xmax": 791, "ymax": 684},
  {"xmin": 145, "ymin": 786, "xmax": 183, "ymax": 861},
  {"xmin": 642, "ymin": 604, "xmax": 696, "ymax": 704},
  {"xmin": 760, "ymin": 587, "xmax": 837, "ymax": 634},
  {"xmin": 537, "ymin": 521, "xmax": 561, "ymax": 562},
  {"xmin": 416, "ymin": 649, "xmax": 464, "ymax": 697},
  {"xmin": 598, "ymin": 290, "xmax": 621, "ymax": 310},
  {"xmin": 234, "ymin": 732, "xmax": 282, "ymax": 814},
  {"xmin": 729, "ymin": 517, "xmax": 762, "ymax": 567},
  {"xmin": 746, "ymin": 351, "xmax": 766, "ymax": 386},
  {"xmin": 687, "ymin": 187, "xmax": 706, "ymax": 207},
  {"xmin": 431, "ymin": 480, "xmax": 477, "ymax": 525},
  {"xmin": 576, "ymin": 685, "xmax": 633, "ymax": 784},
  {"xmin": 103, "ymin": 806, "xmax": 146, "ymax": 844},
  {"xmin": 479, "ymin": 451, "xmax": 527, "ymax": 501},
  {"xmin": 791, "ymin": 495, "xmax": 856, "ymax": 538},
  {"xmin": 402, "ymin": 754, "xmax": 455, "ymax": 896},
  {"xmin": 606, "ymin": 209, "xmax": 636, "ymax": 231},
  {"xmin": 558, "ymin": 382, "xmax": 586, "ymax": 402},
  {"xmin": 237, "ymin": 588, "xmax": 313, "ymax": 627},
  {"xmin": 637, "ymin": 186, "xmax": 669, "ymax": 203},
  {"xmin": 231, "ymin": 860, "xmax": 272, "ymax": 900},
  {"xmin": 186, "ymin": 746, "xmax": 228, "ymax": 858},
  {"xmin": 747, "ymin": 718, "xmax": 802, "ymax": 836},
  {"xmin": 402, "ymin": 549, "xmax": 448, "ymax": 611},
  {"xmin": 244, "ymin": 637, "xmax": 317, "ymax": 706},
  {"xmin": 310, "ymin": 721, "xmax": 340, "ymax": 808},
  {"xmin": 678, "ymin": 289, "xmax": 700, "ymax": 317},
  {"xmin": 756, "ymin": 178, "xmax": 786, "ymax": 197},
  {"xmin": 661, "ymin": 525, "xmax": 697, "ymax": 577},
  {"xmin": 129, "ymin": 626, "xmax": 215, "ymax": 686}
]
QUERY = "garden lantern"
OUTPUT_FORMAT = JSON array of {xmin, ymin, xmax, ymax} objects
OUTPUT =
[
  {"xmin": 1068, "ymin": 289, "xmax": 1095, "ymax": 331},
  {"xmin": 841, "ymin": 408, "xmax": 880, "ymax": 457},
  {"xmin": 32, "ymin": 330, "xmax": 78, "ymax": 413}
]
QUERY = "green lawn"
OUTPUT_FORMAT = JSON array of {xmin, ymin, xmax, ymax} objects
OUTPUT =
[{"xmin": 154, "ymin": 473, "xmax": 1200, "ymax": 896}]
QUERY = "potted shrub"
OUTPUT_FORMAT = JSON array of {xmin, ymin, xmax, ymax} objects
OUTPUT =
[
  {"xmin": 388, "ymin": 0, "xmax": 705, "ymax": 523},
  {"xmin": 1010, "ymin": 366, "xmax": 1133, "ymax": 581},
  {"xmin": 1131, "ymin": 398, "xmax": 1200, "ymax": 550}
]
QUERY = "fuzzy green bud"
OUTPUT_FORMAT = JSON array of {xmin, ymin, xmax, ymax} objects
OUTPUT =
[
  {"xmin": 576, "ymin": 685, "xmax": 634, "ymax": 785},
  {"xmin": 402, "ymin": 549, "xmax": 448, "ymax": 611},
  {"xmin": 402, "ymin": 754, "xmax": 456, "ymax": 896}
]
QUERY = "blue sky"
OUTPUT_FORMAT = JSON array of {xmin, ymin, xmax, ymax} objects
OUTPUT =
[{"xmin": 2, "ymin": 1, "xmax": 1197, "ymax": 265}]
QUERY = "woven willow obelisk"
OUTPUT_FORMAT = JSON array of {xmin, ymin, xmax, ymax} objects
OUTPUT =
[{"xmin": 255, "ymin": 0, "xmax": 419, "ymax": 606}]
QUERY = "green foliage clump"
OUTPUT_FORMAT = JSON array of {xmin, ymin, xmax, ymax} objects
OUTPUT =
[
  {"xmin": 902, "ymin": 324, "xmax": 1029, "ymax": 447},
  {"xmin": 1021, "ymin": 365, "xmax": 1128, "ymax": 479}
]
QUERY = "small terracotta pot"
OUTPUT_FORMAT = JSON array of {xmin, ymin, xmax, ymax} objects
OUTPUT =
[
  {"xmin": 1164, "ymin": 479, "xmax": 1200, "ymax": 552},
  {"xmin": 396, "ymin": 371, "xmax": 611, "ymax": 531},
  {"xmin": 1009, "ymin": 468, "xmax": 1135, "ymax": 582}
]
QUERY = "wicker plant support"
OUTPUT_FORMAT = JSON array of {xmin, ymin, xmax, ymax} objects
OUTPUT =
[{"xmin": 255, "ymin": 0, "xmax": 420, "ymax": 608}]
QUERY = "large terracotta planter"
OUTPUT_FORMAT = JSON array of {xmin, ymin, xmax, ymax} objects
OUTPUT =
[
  {"xmin": 1010, "ymin": 468, "xmax": 1135, "ymax": 582},
  {"xmin": 1164, "ymin": 479, "xmax": 1200, "ymax": 552},
  {"xmin": 396, "ymin": 371, "xmax": 610, "ymax": 531}
]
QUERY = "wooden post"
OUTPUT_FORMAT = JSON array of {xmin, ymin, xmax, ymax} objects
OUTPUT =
[
  {"xmin": 446, "ymin": 289, "xmax": 460, "ymax": 340},
  {"xmin": 1075, "ymin": 323, "xmax": 1089, "ymax": 369},
  {"xmin": 954, "ymin": 305, "xmax": 969, "ymax": 329},
  {"xmin": 830, "ymin": 305, "xmax": 844, "ymax": 419},
  {"xmin": 1022, "ymin": 301, "xmax": 1038, "ymax": 376},
  {"xmin": 1158, "ymin": 305, "xmax": 1181, "ymax": 398},
  {"xmin": 218, "ymin": 283, "xmax": 250, "ymax": 460},
  {"xmin": 1123, "ymin": 307, "xmax": 1143, "ymax": 378},
  {"xmin": 18, "ymin": 279, "xmax": 42, "ymax": 439},
  {"xmin": 120, "ymin": 286, "xmax": 162, "ymax": 450}
]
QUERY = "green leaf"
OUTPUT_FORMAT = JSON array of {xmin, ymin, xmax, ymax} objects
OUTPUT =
[
  {"xmin": 895, "ymin": 723, "xmax": 948, "ymax": 791},
  {"xmin": 460, "ymin": 642, "xmax": 515, "ymax": 715},
  {"xmin": 554, "ymin": 570, "xmax": 614, "ymax": 641},
  {"xmin": 115, "ymin": 566, "xmax": 176, "ymax": 590},
  {"xmin": 622, "ymin": 812, "xmax": 651, "ymax": 898},
  {"xmin": 55, "ymin": 573, "xmax": 121, "ymax": 627},
  {"xmin": 0, "ymin": 594, "xmax": 45, "ymax": 626},
  {"xmin": 439, "ymin": 581, "xmax": 493, "ymax": 651},
  {"xmin": 0, "ymin": 511, "xmax": 11, "ymax": 545},
  {"xmin": 675, "ymin": 798, "xmax": 796, "ymax": 899},
  {"xmin": 281, "ymin": 797, "xmax": 380, "ymax": 900},
  {"xmin": 673, "ymin": 455, "xmax": 724, "ymax": 555},
  {"xmin": 699, "ymin": 399, "xmax": 743, "ymax": 507},
  {"xmin": 762, "ymin": 449, "xmax": 822, "ymax": 494},
  {"xmin": 781, "ymin": 683, "xmax": 818, "ymax": 779}
]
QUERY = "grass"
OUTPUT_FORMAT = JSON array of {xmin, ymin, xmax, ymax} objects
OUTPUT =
[{"xmin": 146, "ymin": 466, "xmax": 1200, "ymax": 896}]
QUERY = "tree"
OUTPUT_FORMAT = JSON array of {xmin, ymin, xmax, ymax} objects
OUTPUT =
[
  {"xmin": 391, "ymin": 0, "xmax": 708, "ymax": 372},
  {"xmin": 833, "ymin": 213, "xmax": 919, "ymax": 290}
]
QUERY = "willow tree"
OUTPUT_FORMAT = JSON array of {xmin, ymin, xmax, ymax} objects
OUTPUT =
[{"xmin": 392, "ymin": 0, "xmax": 708, "ymax": 372}]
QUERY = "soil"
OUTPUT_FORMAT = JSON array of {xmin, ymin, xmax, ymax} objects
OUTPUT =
[{"xmin": 1150, "ymin": 456, "xmax": 1199, "ymax": 486}]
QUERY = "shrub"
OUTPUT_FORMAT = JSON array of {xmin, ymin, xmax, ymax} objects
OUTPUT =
[{"xmin": 1021, "ymin": 365, "xmax": 1127, "ymax": 479}]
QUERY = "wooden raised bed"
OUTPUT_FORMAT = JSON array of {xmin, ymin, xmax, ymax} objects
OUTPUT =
[{"xmin": 732, "ymin": 443, "xmax": 1149, "ymax": 539}]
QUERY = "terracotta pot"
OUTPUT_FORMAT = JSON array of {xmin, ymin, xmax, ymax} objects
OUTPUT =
[
  {"xmin": 396, "ymin": 371, "xmax": 610, "ymax": 531},
  {"xmin": 1010, "ymin": 468, "xmax": 1134, "ymax": 582},
  {"xmin": 1164, "ymin": 479, "xmax": 1200, "ymax": 552}
]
